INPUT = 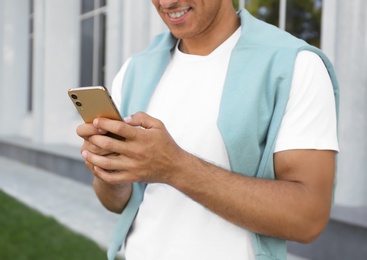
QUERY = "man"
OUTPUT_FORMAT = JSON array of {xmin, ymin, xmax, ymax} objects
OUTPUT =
[{"xmin": 77, "ymin": 1, "xmax": 339, "ymax": 259}]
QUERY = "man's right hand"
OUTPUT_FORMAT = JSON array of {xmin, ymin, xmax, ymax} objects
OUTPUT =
[{"xmin": 76, "ymin": 122, "xmax": 132, "ymax": 213}]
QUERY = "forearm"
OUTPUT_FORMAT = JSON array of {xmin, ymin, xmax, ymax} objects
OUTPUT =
[
  {"xmin": 167, "ymin": 153, "xmax": 332, "ymax": 243},
  {"xmin": 93, "ymin": 177, "xmax": 132, "ymax": 214},
  {"xmin": 83, "ymin": 115, "xmax": 334, "ymax": 242}
]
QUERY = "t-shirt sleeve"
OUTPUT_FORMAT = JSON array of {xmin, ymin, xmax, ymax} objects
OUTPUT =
[{"xmin": 274, "ymin": 50, "xmax": 339, "ymax": 153}]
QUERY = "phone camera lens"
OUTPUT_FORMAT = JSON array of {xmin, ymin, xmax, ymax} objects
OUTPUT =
[
  {"xmin": 71, "ymin": 94, "xmax": 78, "ymax": 99},
  {"xmin": 76, "ymin": 102, "xmax": 82, "ymax": 107}
]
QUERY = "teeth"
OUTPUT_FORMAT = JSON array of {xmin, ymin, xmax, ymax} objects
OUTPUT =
[{"xmin": 168, "ymin": 10, "xmax": 188, "ymax": 19}]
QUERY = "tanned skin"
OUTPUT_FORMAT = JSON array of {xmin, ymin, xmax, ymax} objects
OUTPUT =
[{"xmin": 77, "ymin": 0, "xmax": 335, "ymax": 244}]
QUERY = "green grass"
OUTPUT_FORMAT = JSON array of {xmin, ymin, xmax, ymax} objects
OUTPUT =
[{"xmin": 0, "ymin": 190, "xmax": 115, "ymax": 260}]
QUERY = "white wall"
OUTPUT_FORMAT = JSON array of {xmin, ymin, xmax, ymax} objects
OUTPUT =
[
  {"xmin": 1, "ymin": 0, "xmax": 366, "ymax": 208},
  {"xmin": 120, "ymin": 0, "xmax": 167, "ymax": 65},
  {"xmin": 105, "ymin": 0, "xmax": 166, "ymax": 90},
  {"xmin": 329, "ymin": 0, "xmax": 367, "ymax": 207},
  {"xmin": 0, "ymin": 0, "xmax": 166, "ymax": 147},
  {"xmin": 0, "ymin": 0, "xmax": 29, "ymax": 136},
  {"xmin": 33, "ymin": 0, "xmax": 81, "ymax": 144},
  {"xmin": 0, "ymin": 0, "xmax": 4, "ymax": 126}
]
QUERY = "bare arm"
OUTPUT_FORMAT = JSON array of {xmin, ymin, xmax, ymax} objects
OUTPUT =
[
  {"xmin": 92, "ymin": 177, "xmax": 132, "ymax": 213},
  {"xmin": 81, "ymin": 113, "xmax": 335, "ymax": 242},
  {"xmin": 167, "ymin": 149, "xmax": 335, "ymax": 243}
]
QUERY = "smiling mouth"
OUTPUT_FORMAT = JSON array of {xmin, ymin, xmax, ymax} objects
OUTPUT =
[{"xmin": 168, "ymin": 8, "xmax": 189, "ymax": 19}]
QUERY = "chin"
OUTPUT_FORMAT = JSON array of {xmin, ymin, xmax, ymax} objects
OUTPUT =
[{"xmin": 169, "ymin": 29, "xmax": 195, "ymax": 40}]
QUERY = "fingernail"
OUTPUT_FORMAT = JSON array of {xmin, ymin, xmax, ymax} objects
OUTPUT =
[
  {"xmin": 93, "ymin": 118, "xmax": 99, "ymax": 126},
  {"xmin": 124, "ymin": 116, "xmax": 132, "ymax": 123},
  {"xmin": 97, "ymin": 128, "xmax": 107, "ymax": 134},
  {"xmin": 81, "ymin": 150, "xmax": 87, "ymax": 159}
]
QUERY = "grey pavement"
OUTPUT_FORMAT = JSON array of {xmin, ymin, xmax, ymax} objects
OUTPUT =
[
  {"xmin": 0, "ymin": 155, "xmax": 123, "ymax": 258},
  {"xmin": 0, "ymin": 155, "xmax": 307, "ymax": 260}
]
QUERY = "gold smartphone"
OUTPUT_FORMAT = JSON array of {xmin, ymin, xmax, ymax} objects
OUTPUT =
[{"xmin": 68, "ymin": 86, "xmax": 123, "ymax": 123}]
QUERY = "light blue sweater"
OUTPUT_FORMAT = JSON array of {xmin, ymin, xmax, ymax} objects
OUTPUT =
[{"xmin": 108, "ymin": 9, "xmax": 339, "ymax": 260}]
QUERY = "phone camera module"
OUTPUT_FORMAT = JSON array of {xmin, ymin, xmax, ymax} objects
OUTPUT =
[
  {"xmin": 76, "ymin": 101, "xmax": 82, "ymax": 107},
  {"xmin": 71, "ymin": 94, "xmax": 78, "ymax": 99}
]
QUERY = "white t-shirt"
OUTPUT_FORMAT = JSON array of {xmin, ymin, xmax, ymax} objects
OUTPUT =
[{"xmin": 111, "ymin": 28, "xmax": 338, "ymax": 260}]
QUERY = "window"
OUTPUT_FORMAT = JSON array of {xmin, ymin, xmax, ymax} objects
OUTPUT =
[
  {"xmin": 28, "ymin": 0, "xmax": 34, "ymax": 112},
  {"xmin": 80, "ymin": 0, "xmax": 107, "ymax": 87},
  {"xmin": 285, "ymin": 0, "xmax": 322, "ymax": 47},
  {"xmin": 232, "ymin": 0, "xmax": 322, "ymax": 47}
]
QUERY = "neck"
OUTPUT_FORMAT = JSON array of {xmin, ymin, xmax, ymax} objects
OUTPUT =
[{"xmin": 179, "ymin": 9, "xmax": 240, "ymax": 56}]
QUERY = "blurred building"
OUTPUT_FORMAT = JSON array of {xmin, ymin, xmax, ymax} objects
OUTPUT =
[{"xmin": 0, "ymin": 0, "xmax": 366, "ymax": 259}]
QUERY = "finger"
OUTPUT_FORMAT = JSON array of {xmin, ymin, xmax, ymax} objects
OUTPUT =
[
  {"xmin": 76, "ymin": 123, "xmax": 107, "ymax": 140},
  {"xmin": 85, "ymin": 161, "xmax": 113, "ymax": 181},
  {"xmin": 84, "ymin": 160, "xmax": 96, "ymax": 173},
  {"xmin": 124, "ymin": 112, "xmax": 163, "ymax": 129},
  {"xmin": 88, "ymin": 134, "xmax": 127, "ymax": 155},
  {"xmin": 92, "ymin": 166, "xmax": 136, "ymax": 184},
  {"xmin": 93, "ymin": 118, "xmax": 139, "ymax": 140},
  {"xmin": 85, "ymin": 162, "xmax": 121, "ymax": 183},
  {"xmin": 81, "ymin": 140, "xmax": 112, "ymax": 156},
  {"xmin": 82, "ymin": 150, "xmax": 122, "ymax": 171}
]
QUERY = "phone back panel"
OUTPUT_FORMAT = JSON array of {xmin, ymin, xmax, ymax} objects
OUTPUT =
[{"xmin": 68, "ymin": 86, "xmax": 122, "ymax": 123}]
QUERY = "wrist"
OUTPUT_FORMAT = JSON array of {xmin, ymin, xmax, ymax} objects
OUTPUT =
[
  {"xmin": 164, "ymin": 150, "xmax": 211, "ymax": 190},
  {"xmin": 93, "ymin": 176, "xmax": 131, "ymax": 192}
]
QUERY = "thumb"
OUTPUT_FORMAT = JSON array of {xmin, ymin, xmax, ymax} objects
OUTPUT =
[{"xmin": 124, "ymin": 112, "xmax": 161, "ymax": 129}]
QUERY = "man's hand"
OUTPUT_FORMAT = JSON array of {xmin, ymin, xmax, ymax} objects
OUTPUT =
[
  {"xmin": 79, "ymin": 112, "xmax": 188, "ymax": 213},
  {"xmin": 81, "ymin": 112, "xmax": 188, "ymax": 185},
  {"xmin": 76, "ymin": 123, "xmax": 114, "ymax": 173},
  {"xmin": 76, "ymin": 121, "xmax": 132, "ymax": 213},
  {"xmin": 78, "ymin": 112, "xmax": 336, "ymax": 243},
  {"xmin": 76, "ymin": 122, "xmax": 111, "ymax": 155}
]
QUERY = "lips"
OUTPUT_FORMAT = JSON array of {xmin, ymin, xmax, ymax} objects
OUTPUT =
[
  {"xmin": 166, "ymin": 7, "xmax": 191, "ymax": 23},
  {"xmin": 168, "ymin": 9, "xmax": 189, "ymax": 19}
]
